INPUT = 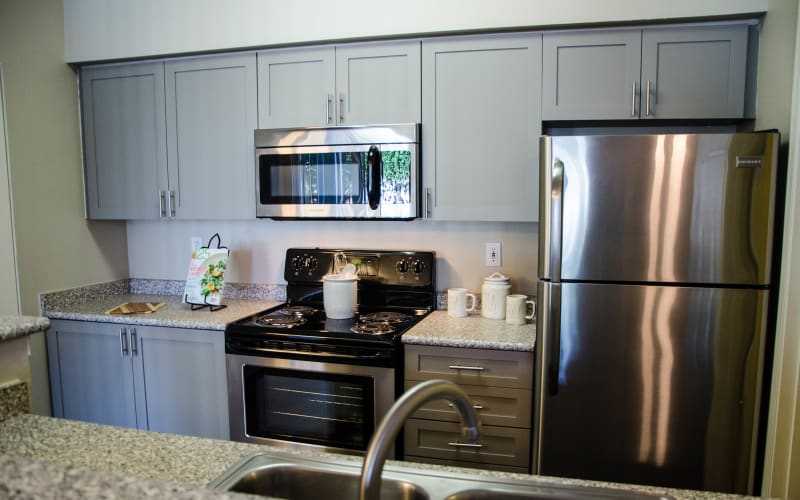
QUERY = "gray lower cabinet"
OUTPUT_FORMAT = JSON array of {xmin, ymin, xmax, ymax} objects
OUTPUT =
[
  {"xmin": 403, "ymin": 344, "xmax": 534, "ymax": 473},
  {"xmin": 46, "ymin": 320, "xmax": 229, "ymax": 440},
  {"xmin": 81, "ymin": 52, "xmax": 256, "ymax": 220},
  {"xmin": 542, "ymin": 23, "xmax": 750, "ymax": 120},
  {"xmin": 421, "ymin": 33, "xmax": 542, "ymax": 222},
  {"xmin": 257, "ymin": 40, "xmax": 421, "ymax": 128}
]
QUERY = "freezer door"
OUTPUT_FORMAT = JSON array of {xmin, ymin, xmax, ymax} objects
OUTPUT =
[
  {"xmin": 534, "ymin": 281, "xmax": 768, "ymax": 494},
  {"xmin": 540, "ymin": 133, "xmax": 778, "ymax": 285}
]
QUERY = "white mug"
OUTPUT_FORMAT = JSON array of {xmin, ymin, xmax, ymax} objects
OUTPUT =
[
  {"xmin": 505, "ymin": 294, "xmax": 535, "ymax": 325},
  {"xmin": 448, "ymin": 288, "xmax": 478, "ymax": 317}
]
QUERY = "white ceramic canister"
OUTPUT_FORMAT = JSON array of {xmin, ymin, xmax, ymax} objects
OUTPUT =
[
  {"xmin": 481, "ymin": 272, "xmax": 511, "ymax": 320},
  {"xmin": 322, "ymin": 273, "xmax": 358, "ymax": 319}
]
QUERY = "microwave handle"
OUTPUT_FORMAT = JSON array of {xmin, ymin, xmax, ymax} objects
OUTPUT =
[{"xmin": 367, "ymin": 145, "xmax": 381, "ymax": 210}]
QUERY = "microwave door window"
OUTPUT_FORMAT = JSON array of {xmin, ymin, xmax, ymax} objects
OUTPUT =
[{"xmin": 260, "ymin": 153, "xmax": 365, "ymax": 205}]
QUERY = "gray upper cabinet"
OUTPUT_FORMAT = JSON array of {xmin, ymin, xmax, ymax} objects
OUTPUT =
[
  {"xmin": 422, "ymin": 34, "xmax": 541, "ymax": 222},
  {"xmin": 81, "ymin": 62, "xmax": 167, "ymax": 219},
  {"xmin": 165, "ymin": 53, "xmax": 257, "ymax": 219},
  {"xmin": 257, "ymin": 41, "xmax": 421, "ymax": 128},
  {"xmin": 542, "ymin": 30, "xmax": 642, "ymax": 120},
  {"xmin": 47, "ymin": 320, "xmax": 229, "ymax": 440},
  {"xmin": 257, "ymin": 46, "xmax": 335, "ymax": 128},
  {"xmin": 640, "ymin": 25, "xmax": 748, "ymax": 119},
  {"xmin": 334, "ymin": 41, "xmax": 421, "ymax": 125},
  {"xmin": 542, "ymin": 24, "xmax": 749, "ymax": 120}
]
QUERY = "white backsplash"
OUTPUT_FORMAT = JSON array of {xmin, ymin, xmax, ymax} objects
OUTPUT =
[{"xmin": 127, "ymin": 219, "xmax": 538, "ymax": 295}]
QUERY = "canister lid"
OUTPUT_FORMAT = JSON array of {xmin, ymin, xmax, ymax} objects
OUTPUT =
[{"xmin": 483, "ymin": 272, "xmax": 510, "ymax": 283}]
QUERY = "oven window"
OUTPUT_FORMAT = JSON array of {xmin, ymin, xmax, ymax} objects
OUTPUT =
[
  {"xmin": 242, "ymin": 366, "xmax": 375, "ymax": 451},
  {"xmin": 260, "ymin": 152, "xmax": 366, "ymax": 205}
]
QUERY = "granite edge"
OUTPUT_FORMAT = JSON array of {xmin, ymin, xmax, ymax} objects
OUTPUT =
[
  {"xmin": 0, "ymin": 316, "xmax": 51, "ymax": 341},
  {"xmin": 400, "ymin": 335, "xmax": 535, "ymax": 351}
]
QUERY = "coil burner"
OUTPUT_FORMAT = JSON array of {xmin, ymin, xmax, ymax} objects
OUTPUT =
[
  {"xmin": 280, "ymin": 305, "xmax": 318, "ymax": 316},
  {"xmin": 255, "ymin": 313, "xmax": 307, "ymax": 328},
  {"xmin": 351, "ymin": 322, "xmax": 396, "ymax": 335},
  {"xmin": 360, "ymin": 312, "xmax": 410, "ymax": 324}
]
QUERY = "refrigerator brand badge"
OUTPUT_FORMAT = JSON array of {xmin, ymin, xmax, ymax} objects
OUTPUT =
[{"xmin": 735, "ymin": 156, "xmax": 764, "ymax": 168}]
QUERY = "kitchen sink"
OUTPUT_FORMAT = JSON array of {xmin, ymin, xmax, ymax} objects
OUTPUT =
[{"xmin": 209, "ymin": 451, "xmax": 675, "ymax": 500}]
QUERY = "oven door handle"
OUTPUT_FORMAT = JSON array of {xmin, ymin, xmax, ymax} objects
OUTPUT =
[{"xmin": 227, "ymin": 341, "xmax": 386, "ymax": 361}]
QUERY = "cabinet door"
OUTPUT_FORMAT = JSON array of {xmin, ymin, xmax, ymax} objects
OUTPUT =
[
  {"xmin": 422, "ymin": 34, "xmax": 541, "ymax": 221},
  {"xmin": 133, "ymin": 326, "xmax": 229, "ymax": 439},
  {"xmin": 81, "ymin": 62, "xmax": 167, "ymax": 219},
  {"xmin": 46, "ymin": 320, "xmax": 138, "ymax": 428},
  {"xmin": 257, "ymin": 46, "xmax": 335, "ymax": 128},
  {"xmin": 165, "ymin": 53, "xmax": 257, "ymax": 219},
  {"xmin": 335, "ymin": 41, "xmax": 421, "ymax": 125},
  {"xmin": 641, "ymin": 25, "xmax": 748, "ymax": 119},
  {"xmin": 542, "ymin": 30, "xmax": 642, "ymax": 120}
]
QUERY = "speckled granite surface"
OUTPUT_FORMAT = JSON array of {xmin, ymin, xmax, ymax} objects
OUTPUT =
[
  {"xmin": 0, "ymin": 316, "xmax": 50, "ymax": 342},
  {"xmin": 0, "ymin": 414, "xmax": 751, "ymax": 500},
  {"xmin": 403, "ymin": 311, "xmax": 535, "ymax": 351},
  {"xmin": 0, "ymin": 381, "xmax": 28, "ymax": 422},
  {"xmin": 39, "ymin": 279, "xmax": 281, "ymax": 331}
]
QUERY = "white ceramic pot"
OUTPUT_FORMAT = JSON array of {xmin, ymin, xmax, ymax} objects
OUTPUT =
[
  {"xmin": 481, "ymin": 272, "xmax": 511, "ymax": 320},
  {"xmin": 323, "ymin": 274, "xmax": 357, "ymax": 319}
]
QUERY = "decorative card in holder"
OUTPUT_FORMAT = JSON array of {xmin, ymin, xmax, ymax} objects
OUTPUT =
[{"xmin": 184, "ymin": 233, "xmax": 229, "ymax": 310}]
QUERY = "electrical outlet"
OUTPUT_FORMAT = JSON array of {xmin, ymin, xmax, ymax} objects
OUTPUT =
[
  {"xmin": 191, "ymin": 236, "xmax": 203, "ymax": 252},
  {"xmin": 486, "ymin": 242, "xmax": 501, "ymax": 267}
]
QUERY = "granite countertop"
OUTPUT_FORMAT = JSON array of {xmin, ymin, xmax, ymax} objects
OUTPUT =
[
  {"xmin": 0, "ymin": 315, "xmax": 50, "ymax": 342},
  {"xmin": 0, "ymin": 414, "xmax": 750, "ymax": 500},
  {"xmin": 403, "ymin": 310, "xmax": 535, "ymax": 351},
  {"xmin": 39, "ymin": 279, "xmax": 282, "ymax": 331}
]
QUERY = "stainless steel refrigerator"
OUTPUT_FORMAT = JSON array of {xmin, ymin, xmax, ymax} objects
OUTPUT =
[{"xmin": 535, "ymin": 132, "xmax": 779, "ymax": 495}]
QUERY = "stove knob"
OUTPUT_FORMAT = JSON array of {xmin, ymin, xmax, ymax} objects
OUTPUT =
[
  {"xmin": 305, "ymin": 256, "xmax": 318, "ymax": 270},
  {"xmin": 396, "ymin": 259, "xmax": 409, "ymax": 273},
  {"xmin": 412, "ymin": 260, "xmax": 426, "ymax": 274}
]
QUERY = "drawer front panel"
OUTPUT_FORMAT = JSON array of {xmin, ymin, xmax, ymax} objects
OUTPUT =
[
  {"xmin": 405, "ymin": 345, "xmax": 533, "ymax": 389},
  {"xmin": 404, "ymin": 418, "xmax": 530, "ymax": 468},
  {"xmin": 404, "ymin": 455, "xmax": 529, "ymax": 474},
  {"xmin": 404, "ymin": 381, "xmax": 532, "ymax": 428}
]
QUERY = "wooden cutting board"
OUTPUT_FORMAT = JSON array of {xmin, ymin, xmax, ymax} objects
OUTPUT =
[{"xmin": 106, "ymin": 302, "xmax": 166, "ymax": 315}]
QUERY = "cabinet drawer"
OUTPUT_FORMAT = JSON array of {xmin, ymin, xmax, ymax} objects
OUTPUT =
[
  {"xmin": 405, "ymin": 345, "xmax": 533, "ymax": 389},
  {"xmin": 404, "ymin": 418, "xmax": 530, "ymax": 468},
  {"xmin": 404, "ymin": 381, "xmax": 531, "ymax": 428},
  {"xmin": 404, "ymin": 455, "xmax": 529, "ymax": 474}
]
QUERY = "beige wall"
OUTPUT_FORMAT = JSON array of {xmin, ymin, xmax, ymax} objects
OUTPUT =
[{"xmin": 0, "ymin": 0, "xmax": 129, "ymax": 413}]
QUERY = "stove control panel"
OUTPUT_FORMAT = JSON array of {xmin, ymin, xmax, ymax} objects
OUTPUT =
[{"xmin": 285, "ymin": 248, "xmax": 434, "ymax": 287}]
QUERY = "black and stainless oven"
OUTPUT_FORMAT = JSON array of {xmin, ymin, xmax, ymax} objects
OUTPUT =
[
  {"xmin": 225, "ymin": 248, "xmax": 435, "ymax": 455},
  {"xmin": 255, "ymin": 124, "xmax": 420, "ymax": 219}
]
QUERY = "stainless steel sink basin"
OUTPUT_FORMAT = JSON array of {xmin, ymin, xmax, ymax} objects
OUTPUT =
[{"xmin": 209, "ymin": 451, "xmax": 675, "ymax": 500}]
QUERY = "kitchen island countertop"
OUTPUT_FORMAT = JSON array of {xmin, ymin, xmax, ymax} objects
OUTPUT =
[
  {"xmin": 0, "ymin": 414, "xmax": 752, "ymax": 500},
  {"xmin": 0, "ymin": 315, "xmax": 50, "ymax": 342},
  {"xmin": 403, "ymin": 310, "xmax": 535, "ymax": 351}
]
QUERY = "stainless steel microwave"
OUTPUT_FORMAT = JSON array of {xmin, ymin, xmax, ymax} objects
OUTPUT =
[{"xmin": 255, "ymin": 124, "xmax": 420, "ymax": 219}]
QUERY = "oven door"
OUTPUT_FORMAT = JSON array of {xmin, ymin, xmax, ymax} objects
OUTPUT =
[
  {"xmin": 227, "ymin": 353, "xmax": 395, "ymax": 455},
  {"xmin": 256, "ymin": 143, "xmax": 417, "ymax": 219}
]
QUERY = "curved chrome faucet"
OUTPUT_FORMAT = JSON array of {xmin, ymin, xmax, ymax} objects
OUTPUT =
[{"xmin": 359, "ymin": 379, "xmax": 482, "ymax": 500}]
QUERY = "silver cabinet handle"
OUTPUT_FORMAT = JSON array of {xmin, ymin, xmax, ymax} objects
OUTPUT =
[
  {"xmin": 326, "ymin": 94, "xmax": 333, "ymax": 124},
  {"xmin": 169, "ymin": 190, "xmax": 176, "ymax": 218},
  {"xmin": 646, "ymin": 80, "xmax": 652, "ymax": 117},
  {"xmin": 631, "ymin": 81, "xmax": 637, "ymax": 117},
  {"xmin": 424, "ymin": 188, "xmax": 431, "ymax": 219},
  {"xmin": 448, "ymin": 365, "xmax": 484, "ymax": 371},
  {"xmin": 130, "ymin": 328, "xmax": 138, "ymax": 357},
  {"xmin": 448, "ymin": 441, "xmax": 484, "ymax": 449},
  {"xmin": 448, "ymin": 402, "xmax": 484, "ymax": 410},
  {"xmin": 159, "ymin": 191, "xmax": 167, "ymax": 218},
  {"xmin": 120, "ymin": 328, "xmax": 129, "ymax": 357},
  {"xmin": 338, "ymin": 93, "xmax": 345, "ymax": 123}
]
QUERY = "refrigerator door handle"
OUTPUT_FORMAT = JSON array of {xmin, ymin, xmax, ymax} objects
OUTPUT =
[
  {"xmin": 538, "ymin": 139, "xmax": 564, "ymax": 282},
  {"xmin": 546, "ymin": 283, "xmax": 562, "ymax": 396}
]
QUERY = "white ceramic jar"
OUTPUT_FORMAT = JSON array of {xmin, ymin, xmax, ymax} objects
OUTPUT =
[
  {"xmin": 322, "ymin": 273, "xmax": 357, "ymax": 319},
  {"xmin": 481, "ymin": 272, "xmax": 511, "ymax": 320}
]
